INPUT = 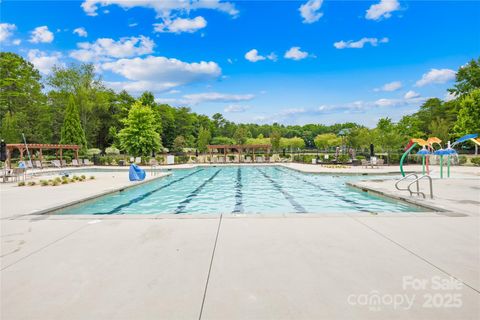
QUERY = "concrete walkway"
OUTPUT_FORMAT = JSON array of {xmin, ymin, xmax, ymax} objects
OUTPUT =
[{"xmin": 1, "ymin": 165, "xmax": 479, "ymax": 319}]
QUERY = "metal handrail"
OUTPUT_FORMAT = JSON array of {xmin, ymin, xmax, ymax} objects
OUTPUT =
[
  {"xmin": 395, "ymin": 173, "xmax": 419, "ymax": 192},
  {"xmin": 407, "ymin": 175, "xmax": 433, "ymax": 199}
]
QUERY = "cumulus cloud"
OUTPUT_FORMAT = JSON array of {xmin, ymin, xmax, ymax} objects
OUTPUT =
[
  {"xmin": 415, "ymin": 68, "xmax": 456, "ymax": 87},
  {"xmin": 73, "ymin": 27, "xmax": 88, "ymax": 37},
  {"xmin": 299, "ymin": 0, "xmax": 323, "ymax": 24},
  {"xmin": 183, "ymin": 92, "xmax": 254, "ymax": 105},
  {"xmin": 101, "ymin": 56, "xmax": 221, "ymax": 93},
  {"xmin": 375, "ymin": 81, "xmax": 402, "ymax": 92},
  {"xmin": 224, "ymin": 104, "xmax": 251, "ymax": 113},
  {"xmin": 29, "ymin": 26, "xmax": 54, "ymax": 43},
  {"xmin": 154, "ymin": 16, "xmax": 207, "ymax": 33},
  {"xmin": 27, "ymin": 49, "xmax": 63, "ymax": 74},
  {"xmin": 284, "ymin": 47, "xmax": 311, "ymax": 60},
  {"xmin": 334, "ymin": 37, "xmax": 388, "ymax": 49},
  {"xmin": 245, "ymin": 49, "xmax": 276, "ymax": 62},
  {"xmin": 12, "ymin": 39, "xmax": 21, "ymax": 45},
  {"xmin": 0, "ymin": 23, "xmax": 16, "ymax": 42},
  {"xmin": 70, "ymin": 36, "xmax": 154, "ymax": 62},
  {"xmin": 81, "ymin": 0, "xmax": 238, "ymax": 18},
  {"xmin": 404, "ymin": 90, "xmax": 420, "ymax": 99},
  {"xmin": 316, "ymin": 95, "xmax": 426, "ymax": 114},
  {"xmin": 365, "ymin": 0, "xmax": 400, "ymax": 20}
]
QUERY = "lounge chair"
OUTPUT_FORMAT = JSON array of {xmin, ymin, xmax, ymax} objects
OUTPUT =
[
  {"xmin": 245, "ymin": 156, "xmax": 252, "ymax": 163},
  {"xmin": 83, "ymin": 159, "xmax": 92, "ymax": 166},
  {"xmin": 78, "ymin": 159, "xmax": 84, "ymax": 166},
  {"xmin": 52, "ymin": 160, "xmax": 61, "ymax": 168},
  {"xmin": 34, "ymin": 160, "xmax": 43, "ymax": 169},
  {"xmin": 26, "ymin": 160, "xmax": 34, "ymax": 169},
  {"xmin": 361, "ymin": 159, "xmax": 370, "ymax": 168},
  {"xmin": 60, "ymin": 160, "xmax": 67, "ymax": 167},
  {"xmin": 72, "ymin": 159, "xmax": 79, "ymax": 166},
  {"xmin": 377, "ymin": 159, "xmax": 384, "ymax": 167},
  {"xmin": 135, "ymin": 157, "xmax": 141, "ymax": 164}
]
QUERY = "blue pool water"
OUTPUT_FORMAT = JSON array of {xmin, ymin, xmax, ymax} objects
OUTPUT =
[{"xmin": 55, "ymin": 166, "xmax": 424, "ymax": 214}]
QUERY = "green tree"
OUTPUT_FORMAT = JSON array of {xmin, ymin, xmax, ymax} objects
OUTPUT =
[
  {"xmin": 270, "ymin": 129, "xmax": 281, "ymax": 151},
  {"xmin": 429, "ymin": 117, "xmax": 450, "ymax": 143},
  {"xmin": 314, "ymin": 133, "xmax": 341, "ymax": 150},
  {"xmin": 233, "ymin": 127, "xmax": 249, "ymax": 144},
  {"xmin": 118, "ymin": 101, "xmax": 161, "ymax": 156},
  {"xmin": 0, "ymin": 52, "xmax": 48, "ymax": 142},
  {"xmin": 172, "ymin": 135, "xmax": 186, "ymax": 153},
  {"xmin": 449, "ymin": 58, "xmax": 480, "ymax": 97},
  {"xmin": 280, "ymin": 137, "xmax": 305, "ymax": 150},
  {"xmin": 453, "ymin": 89, "xmax": 480, "ymax": 135},
  {"xmin": 197, "ymin": 127, "xmax": 211, "ymax": 152},
  {"xmin": 60, "ymin": 95, "xmax": 87, "ymax": 150},
  {"xmin": 211, "ymin": 136, "xmax": 235, "ymax": 145},
  {"xmin": 0, "ymin": 112, "xmax": 21, "ymax": 143}
]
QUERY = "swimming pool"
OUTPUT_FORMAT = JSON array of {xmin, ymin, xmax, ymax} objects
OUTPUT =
[{"xmin": 55, "ymin": 166, "xmax": 424, "ymax": 214}]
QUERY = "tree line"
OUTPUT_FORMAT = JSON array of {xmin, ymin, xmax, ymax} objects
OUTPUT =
[{"xmin": 0, "ymin": 52, "xmax": 479, "ymax": 157}]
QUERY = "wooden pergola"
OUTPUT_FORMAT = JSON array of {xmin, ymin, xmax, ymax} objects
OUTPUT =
[
  {"xmin": 6, "ymin": 143, "xmax": 80, "ymax": 168},
  {"xmin": 207, "ymin": 144, "xmax": 272, "ymax": 163}
]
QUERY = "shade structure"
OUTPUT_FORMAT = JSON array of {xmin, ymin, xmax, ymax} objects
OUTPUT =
[
  {"xmin": 416, "ymin": 148, "xmax": 431, "ymax": 155},
  {"xmin": 434, "ymin": 149, "xmax": 447, "ymax": 155},
  {"xmin": 443, "ymin": 147, "xmax": 457, "ymax": 155},
  {"xmin": 452, "ymin": 133, "xmax": 478, "ymax": 146}
]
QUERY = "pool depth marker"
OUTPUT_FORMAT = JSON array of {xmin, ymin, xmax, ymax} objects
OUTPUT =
[
  {"xmin": 256, "ymin": 168, "xmax": 306, "ymax": 213},
  {"xmin": 175, "ymin": 169, "xmax": 221, "ymax": 214},
  {"xmin": 100, "ymin": 169, "xmax": 204, "ymax": 214}
]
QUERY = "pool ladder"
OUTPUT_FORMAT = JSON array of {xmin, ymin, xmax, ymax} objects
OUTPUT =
[{"xmin": 395, "ymin": 173, "xmax": 433, "ymax": 199}]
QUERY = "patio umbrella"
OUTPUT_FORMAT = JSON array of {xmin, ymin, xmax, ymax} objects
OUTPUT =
[{"xmin": 416, "ymin": 147, "xmax": 431, "ymax": 175}]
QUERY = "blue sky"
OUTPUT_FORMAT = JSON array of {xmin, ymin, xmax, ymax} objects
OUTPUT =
[{"xmin": 1, "ymin": 0, "xmax": 479, "ymax": 126}]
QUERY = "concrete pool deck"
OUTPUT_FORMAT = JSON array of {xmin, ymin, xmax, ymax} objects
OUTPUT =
[{"xmin": 1, "ymin": 164, "xmax": 479, "ymax": 319}]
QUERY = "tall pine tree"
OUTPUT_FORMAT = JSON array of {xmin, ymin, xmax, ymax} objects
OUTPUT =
[{"xmin": 60, "ymin": 95, "xmax": 87, "ymax": 150}]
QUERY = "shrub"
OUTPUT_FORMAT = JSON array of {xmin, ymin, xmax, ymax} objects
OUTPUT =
[
  {"xmin": 105, "ymin": 146, "xmax": 120, "ymax": 155},
  {"xmin": 73, "ymin": 175, "xmax": 79, "ymax": 181},
  {"xmin": 40, "ymin": 180, "xmax": 49, "ymax": 186},
  {"xmin": 356, "ymin": 155, "xmax": 366, "ymax": 160},
  {"xmin": 17, "ymin": 181, "xmax": 25, "ymax": 186},
  {"xmin": 471, "ymin": 157, "xmax": 480, "ymax": 166},
  {"xmin": 51, "ymin": 180, "xmax": 60, "ymax": 186},
  {"xmin": 54, "ymin": 177, "xmax": 62, "ymax": 183},
  {"xmin": 458, "ymin": 155, "xmax": 467, "ymax": 165},
  {"xmin": 27, "ymin": 181, "xmax": 36, "ymax": 186},
  {"xmin": 61, "ymin": 179, "xmax": 69, "ymax": 184},
  {"xmin": 87, "ymin": 148, "xmax": 101, "ymax": 156},
  {"xmin": 69, "ymin": 178, "xmax": 76, "ymax": 183},
  {"xmin": 337, "ymin": 154, "xmax": 350, "ymax": 163},
  {"xmin": 389, "ymin": 154, "xmax": 401, "ymax": 164},
  {"xmin": 89, "ymin": 176, "xmax": 95, "ymax": 180},
  {"xmin": 80, "ymin": 175, "xmax": 86, "ymax": 180}
]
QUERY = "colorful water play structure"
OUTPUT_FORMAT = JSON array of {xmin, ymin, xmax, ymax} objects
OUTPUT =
[{"xmin": 400, "ymin": 133, "xmax": 479, "ymax": 178}]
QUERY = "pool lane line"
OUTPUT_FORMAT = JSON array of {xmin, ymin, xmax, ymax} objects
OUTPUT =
[
  {"xmin": 99, "ymin": 169, "xmax": 204, "ymax": 215},
  {"xmin": 256, "ymin": 168, "xmax": 306, "ymax": 213},
  {"xmin": 232, "ymin": 167, "xmax": 244, "ymax": 213},
  {"xmin": 274, "ymin": 167, "xmax": 371, "ymax": 213},
  {"xmin": 174, "ymin": 169, "xmax": 222, "ymax": 214}
]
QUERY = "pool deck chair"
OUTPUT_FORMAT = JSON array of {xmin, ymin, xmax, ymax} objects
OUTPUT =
[
  {"xmin": 72, "ymin": 159, "xmax": 79, "ymax": 166},
  {"xmin": 135, "ymin": 157, "xmax": 142, "ymax": 164},
  {"xmin": 34, "ymin": 160, "xmax": 43, "ymax": 169},
  {"xmin": 83, "ymin": 159, "xmax": 92, "ymax": 166}
]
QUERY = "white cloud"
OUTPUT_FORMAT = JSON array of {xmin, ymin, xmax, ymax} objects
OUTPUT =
[
  {"xmin": 299, "ymin": 0, "xmax": 323, "ymax": 24},
  {"xmin": 128, "ymin": 22, "xmax": 138, "ymax": 27},
  {"xmin": 12, "ymin": 39, "xmax": 21, "ymax": 45},
  {"xmin": 183, "ymin": 92, "xmax": 254, "ymax": 105},
  {"xmin": 73, "ymin": 27, "xmax": 88, "ymax": 37},
  {"xmin": 27, "ymin": 49, "xmax": 63, "ymax": 74},
  {"xmin": 365, "ymin": 0, "xmax": 400, "ymax": 20},
  {"xmin": 375, "ymin": 81, "xmax": 402, "ymax": 92},
  {"xmin": 224, "ymin": 104, "xmax": 251, "ymax": 113},
  {"xmin": 0, "ymin": 23, "xmax": 16, "ymax": 42},
  {"xmin": 29, "ymin": 26, "xmax": 54, "ymax": 43},
  {"xmin": 279, "ymin": 108, "xmax": 307, "ymax": 116},
  {"xmin": 404, "ymin": 90, "xmax": 420, "ymax": 99},
  {"xmin": 284, "ymin": 47, "xmax": 311, "ymax": 60},
  {"xmin": 334, "ymin": 37, "xmax": 388, "ymax": 49},
  {"xmin": 70, "ymin": 36, "xmax": 154, "ymax": 62},
  {"xmin": 101, "ymin": 56, "xmax": 221, "ymax": 93},
  {"xmin": 81, "ymin": 0, "xmax": 238, "ymax": 18},
  {"xmin": 154, "ymin": 16, "xmax": 207, "ymax": 33},
  {"xmin": 245, "ymin": 49, "xmax": 276, "ymax": 62},
  {"xmin": 415, "ymin": 68, "xmax": 456, "ymax": 87}
]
